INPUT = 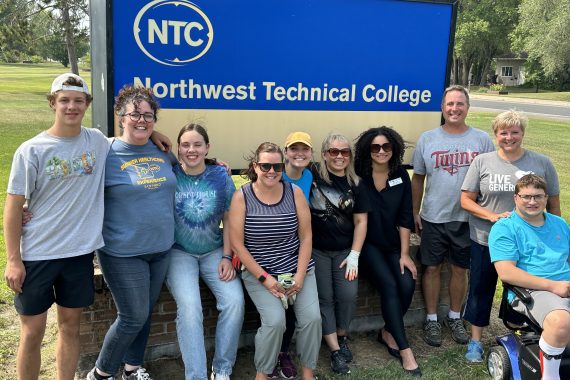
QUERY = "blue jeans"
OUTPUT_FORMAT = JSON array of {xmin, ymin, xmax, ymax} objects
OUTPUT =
[
  {"xmin": 166, "ymin": 247, "xmax": 245, "ymax": 379},
  {"xmin": 95, "ymin": 250, "xmax": 170, "ymax": 374}
]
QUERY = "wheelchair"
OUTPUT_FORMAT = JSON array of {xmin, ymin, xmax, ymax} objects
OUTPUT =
[{"xmin": 487, "ymin": 284, "xmax": 570, "ymax": 380}]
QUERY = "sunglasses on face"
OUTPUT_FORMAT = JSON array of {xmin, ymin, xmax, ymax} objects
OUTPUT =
[
  {"xmin": 326, "ymin": 148, "xmax": 351, "ymax": 157},
  {"xmin": 370, "ymin": 143, "xmax": 393, "ymax": 153},
  {"xmin": 256, "ymin": 162, "xmax": 285, "ymax": 172}
]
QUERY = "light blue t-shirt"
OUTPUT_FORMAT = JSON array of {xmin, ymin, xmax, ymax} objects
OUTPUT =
[
  {"xmin": 489, "ymin": 211, "xmax": 570, "ymax": 302},
  {"xmin": 173, "ymin": 164, "xmax": 235, "ymax": 255},
  {"xmin": 282, "ymin": 168, "xmax": 312, "ymax": 201},
  {"xmin": 102, "ymin": 139, "xmax": 176, "ymax": 256}
]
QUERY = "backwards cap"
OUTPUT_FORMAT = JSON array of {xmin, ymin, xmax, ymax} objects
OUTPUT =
[{"xmin": 50, "ymin": 73, "xmax": 90, "ymax": 95}]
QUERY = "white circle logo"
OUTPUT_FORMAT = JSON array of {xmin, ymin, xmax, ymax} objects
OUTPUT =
[{"xmin": 133, "ymin": 0, "xmax": 214, "ymax": 66}]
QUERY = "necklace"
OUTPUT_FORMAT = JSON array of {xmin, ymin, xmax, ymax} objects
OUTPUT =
[{"xmin": 181, "ymin": 164, "xmax": 205, "ymax": 185}]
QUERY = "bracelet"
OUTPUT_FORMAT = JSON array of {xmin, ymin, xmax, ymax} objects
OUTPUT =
[{"xmin": 222, "ymin": 255, "xmax": 233, "ymax": 261}]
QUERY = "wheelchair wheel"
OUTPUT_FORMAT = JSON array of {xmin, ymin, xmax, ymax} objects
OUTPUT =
[{"xmin": 487, "ymin": 345, "xmax": 511, "ymax": 380}]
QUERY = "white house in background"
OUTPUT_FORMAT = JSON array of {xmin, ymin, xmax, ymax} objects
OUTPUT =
[{"xmin": 494, "ymin": 53, "xmax": 527, "ymax": 86}]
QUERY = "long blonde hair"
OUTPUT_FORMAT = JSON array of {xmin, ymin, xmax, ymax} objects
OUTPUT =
[{"xmin": 318, "ymin": 132, "xmax": 359, "ymax": 187}]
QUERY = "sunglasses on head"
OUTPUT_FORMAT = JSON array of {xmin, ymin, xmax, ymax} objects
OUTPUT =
[
  {"xmin": 256, "ymin": 162, "xmax": 284, "ymax": 172},
  {"xmin": 370, "ymin": 143, "xmax": 393, "ymax": 153},
  {"xmin": 326, "ymin": 148, "xmax": 351, "ymax": 157}
]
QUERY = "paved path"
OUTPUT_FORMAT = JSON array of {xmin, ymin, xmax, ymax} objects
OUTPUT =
[{"xmin": 471, "ymin": 94, "xmax": 570, "ymax": 121}]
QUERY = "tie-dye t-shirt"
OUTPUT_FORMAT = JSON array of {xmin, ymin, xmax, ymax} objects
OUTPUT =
[{"xmin": 173, "ymin": 164, "xmax": 235, "ymax": 255}]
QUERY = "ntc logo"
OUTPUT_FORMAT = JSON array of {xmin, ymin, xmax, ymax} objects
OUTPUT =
[{"xmin": 134, "ymin": 0, "xmax": 213, "ymax": 66}]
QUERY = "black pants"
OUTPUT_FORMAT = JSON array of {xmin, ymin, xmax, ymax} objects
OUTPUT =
[{"xmin": 361, "ymin": 242, "xmax": 415, "ymax": 350}]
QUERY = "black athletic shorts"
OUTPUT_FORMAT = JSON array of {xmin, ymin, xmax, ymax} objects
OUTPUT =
[
  {"xmin": 418, "ymin": 219, "xmax": 471, "ymax": 268},
  {"xmin": 14, "ymin": 252, "xmax": 95, "ymax": 315}
]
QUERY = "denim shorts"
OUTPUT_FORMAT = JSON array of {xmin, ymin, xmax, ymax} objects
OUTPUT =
[{"xmin": 15, "ymin": 252, "xmax": 95, "ymax": 315}]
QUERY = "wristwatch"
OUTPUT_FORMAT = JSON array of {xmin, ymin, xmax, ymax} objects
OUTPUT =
[{"xmin": 258, "ymin": 271, "xmax": 268, "ymax": 283}]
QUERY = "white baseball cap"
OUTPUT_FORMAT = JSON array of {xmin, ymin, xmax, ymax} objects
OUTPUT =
[{"xmin": 50, "ymin": 73, "xmax": 90, "ymax": 95}]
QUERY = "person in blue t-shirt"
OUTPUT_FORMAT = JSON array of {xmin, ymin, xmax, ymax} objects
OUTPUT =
[
  {"xmin": 490, "ymin": 174, "xmax": 570, "ymax": 380},
  {"xmin": 166, "ymin": 123, "xmax": 244, "ymax": 380},
  {"xmin": 89, "ymin": 85, "xmax": 177, "ymax": 380}
]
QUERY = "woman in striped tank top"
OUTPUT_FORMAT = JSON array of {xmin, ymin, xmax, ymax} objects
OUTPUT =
[{"xmin": 229, "ymin": 142, "xmax": 321, "ymax": 380}]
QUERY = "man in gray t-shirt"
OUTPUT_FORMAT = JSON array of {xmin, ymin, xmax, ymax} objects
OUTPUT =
[
  {"xmin": 411, "ymin": 85, "xmax": 494, "ymax": 348},
  {"xmin": 4, "ymin": 73, "xmax": 108, "ymax": 379}
]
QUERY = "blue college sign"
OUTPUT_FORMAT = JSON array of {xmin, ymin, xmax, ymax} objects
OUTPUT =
[{"xmin": 112, "ymin": 0, "xmax": 455, "ymax": 112}]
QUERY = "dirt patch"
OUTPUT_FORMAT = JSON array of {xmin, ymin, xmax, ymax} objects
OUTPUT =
[
  {"xmin": 0, "ymin": 303, "xmax": 509, "ymax": 379},
  {"xmin": 145, "ymin": 304, "xmax": 508, "ymax": 380}
]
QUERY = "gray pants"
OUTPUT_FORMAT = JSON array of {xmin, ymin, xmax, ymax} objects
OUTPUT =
[
  {"xmin": 313, "ymin": 248, "xmax": 358, "ymax": 335},
  {"xmin": 242, "ymin": 269, "xmax": 322, "ymax": 373}
]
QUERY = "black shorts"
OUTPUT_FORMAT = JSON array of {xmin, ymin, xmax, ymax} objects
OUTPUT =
[
  {"xmin": 14, "ymin": 252, "xmax": 95, "ymax": 316},
  {"xmin": 418, "ymin": 219, "xmax": 471, "ymax": 268}
]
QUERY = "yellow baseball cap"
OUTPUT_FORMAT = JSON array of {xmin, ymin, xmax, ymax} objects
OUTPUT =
[{"xmin": 285, "ymin": 131, "xmax": 312, "ymax": 148}]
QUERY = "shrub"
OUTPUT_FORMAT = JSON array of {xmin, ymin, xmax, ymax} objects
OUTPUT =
[{"xmin": 489, "ymin": 83, "xmax": 506, "ymax": 92}]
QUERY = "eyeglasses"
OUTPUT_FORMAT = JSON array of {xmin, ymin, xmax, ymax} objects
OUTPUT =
[
  {"xmin": 326, "ymin": 148, "xmax": 351, "ymax": 157},
  {"xmin": 370, "ymin": 143, "xmax": 393, "ymax": 153},
  {"xmin": 517, "ymin": 194, "xmax": 546, "ymax": 202},
  {"xmin": 256, "ymin": 162, "xmax": 284, "ymax": 172},
  {"xmin": 122, "ymin": 111, "xmax": 156, "ymax": 123}
]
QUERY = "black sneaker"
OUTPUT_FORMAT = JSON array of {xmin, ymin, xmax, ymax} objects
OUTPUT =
[
  {"xmin": 444, "ymin": 316, "xmax": 470, "ymax": 344},
  {"xmin": 330, "ymin": 350, "xmax": 350, "ymax": 375},
  {"xmin": 122, "ymin": 368, "xmax": 152, "ymax": 380},
  {"xmin": 423, "ymin": 320, "xmax": 442, "ymax": 347},
  {"xmin": 337, "ymin": 335, "xmax": 353, "ymax": 363}
]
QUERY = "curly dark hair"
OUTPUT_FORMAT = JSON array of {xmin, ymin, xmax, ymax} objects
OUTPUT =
[
  {"xmin": 114, "ymin": 85, "xmax": 160, "ymax": 128},
  {"xmin": 354, "ymin": 126, "xmax": 406, "ymax": 178},
  {"xmin": 241, "ymin": 142, "xmax": 283, "ymax": 182}
]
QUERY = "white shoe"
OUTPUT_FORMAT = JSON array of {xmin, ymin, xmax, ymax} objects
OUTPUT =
[
  {"xmin": 210, "ymin": 367, "xmax": 230, "ymax": 380},
  {"xmin": 87, "ymin": 368, "xmax": 115, "ymax": 380}
]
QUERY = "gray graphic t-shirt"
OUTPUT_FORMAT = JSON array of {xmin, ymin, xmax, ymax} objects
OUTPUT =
[
  {"xmin": 7, "ymin": 127, "xmax": 109, "ymax": 260},
  {"xmin": 412, "ymin": 126, "xmax": 495, "ymax": 223},
  {"xmin": 461, "ymin": 150, "xmax": 559, "ymax": 245}
]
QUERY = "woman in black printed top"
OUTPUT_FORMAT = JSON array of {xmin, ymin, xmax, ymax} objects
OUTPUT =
[{"xmin": 309, "ymin": 133, "xmax": 370, "ymax": 375}]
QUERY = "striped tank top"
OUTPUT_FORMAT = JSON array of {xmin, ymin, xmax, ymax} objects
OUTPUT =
[{"xmin": 242, "ymin": 181, "xmax": 314, "ymax": 275}]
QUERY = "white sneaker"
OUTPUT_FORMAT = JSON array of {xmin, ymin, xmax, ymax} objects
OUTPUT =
[
  {"xmin": 210, "ymin": 368, "xmax": 230, "ymax": 380},
  {"xmin": 87, "ymin": 368, "xmax": 115, "ymax": 380}
]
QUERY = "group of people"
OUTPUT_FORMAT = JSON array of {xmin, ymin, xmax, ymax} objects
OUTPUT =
[
  {"xmin": 3, "ymin": 73, "xmax": 569, "ymax": 380},
  {"xmin": 412, "ymin": 85, "xmax": 568, "ymax": 380}
]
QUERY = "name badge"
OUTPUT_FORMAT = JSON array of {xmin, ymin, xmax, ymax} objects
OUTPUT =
[{"xmin": 388, "ymin": 177, "xmax": 403, "ymax": 187}]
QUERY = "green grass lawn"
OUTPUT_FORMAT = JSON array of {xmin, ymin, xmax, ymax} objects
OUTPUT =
[
  {"xmin": 0, "ymin": 63, "xmax": 569, "ymax": 379},
  {"xmin": 471, "ymin": 85, "xmax": 570, "ymax": 102}
]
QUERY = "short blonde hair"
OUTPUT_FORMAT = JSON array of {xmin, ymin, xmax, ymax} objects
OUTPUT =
[{"xmin": 492, "ymin": 110, "xmax": 528, "ymax": 135}]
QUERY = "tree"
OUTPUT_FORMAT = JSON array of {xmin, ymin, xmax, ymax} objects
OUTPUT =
[
  {"xmin": 0, "ymin": 0, "xmax": 89, "ymax": 69},
  {"xmin": 514, "ymin": 0, "xmax": 570, "ymax": 90},
  {"xmin": 453, "ymin": 0, "xmax": 521, "ymax": 86},
  {"xmin": 0, "ymin": 0, "xmax": 34, "ymax": 62},
  {"xmin": 38, "ymin": 0, "xmax": 89, "ymax": 73}
]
